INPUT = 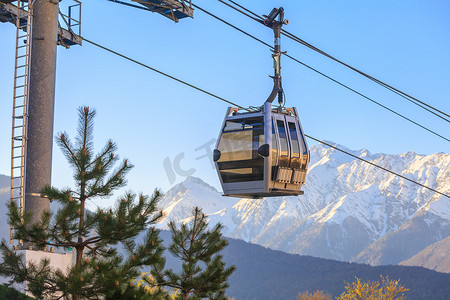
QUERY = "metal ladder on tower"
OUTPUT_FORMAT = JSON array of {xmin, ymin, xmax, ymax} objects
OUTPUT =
[{"xmin": 10, "ymin": 0, "xmax": 33, "ymax": 245}]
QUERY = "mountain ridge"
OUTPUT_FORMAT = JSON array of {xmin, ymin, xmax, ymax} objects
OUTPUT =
[
  {"xmin": 399, "ymin": 236, "xmax": 450, "ymax": 273},
  {"xmin": 155, "ymin": 142, "xmax": 450, "ymax": 270},
  {"xmin": 1, "ymin": 142, "xmax": 448, "ymax": 272}
]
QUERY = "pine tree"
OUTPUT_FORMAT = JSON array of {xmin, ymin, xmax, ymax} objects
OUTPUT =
[
  {"xmin": 152, "ymin": 207, "xmax": 236, "ymax": 300},
  {"xmin": 0, "ymin": 107, "xmax": 167, "ymax": 299}
]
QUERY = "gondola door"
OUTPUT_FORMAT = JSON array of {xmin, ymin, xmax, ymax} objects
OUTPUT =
[
  {"xmin": 271, "ymin": 114, "xmax": 292, "ymax": 190},
  {"xmin": 285, "ymin": 115, "xmax": 303, "ymax": 191}
]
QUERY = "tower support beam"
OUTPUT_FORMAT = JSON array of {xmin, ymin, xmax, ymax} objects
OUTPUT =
[{"xmin": 25, "ymin": 0, "xmax": 60, "ymax": 226}]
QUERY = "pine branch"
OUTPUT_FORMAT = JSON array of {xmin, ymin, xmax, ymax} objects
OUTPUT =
[
  {"xmin": 85, "ymin": 156, "xmax": 113, "ymax": 194},
  {"xmin": 8, "ymin": 201, "xmax": 51, "ymax": 247},
  {"xmin": 45, "ymin": 241, "xmax": 76, "ymax": 248},
  {"xmin": 57, "ymin": 132, "xmax": 82, "ymax": 173},
  {"xmin": 0, "ymin": 242, "xmax": 62, "ymax": 298},
  {"xmin": 86, "ymin": 140, "xmax": 115, "ymax": 168},
  {"xmin": 83, "ymin": 236, "xmax": 101, "ymax": 246},
  {"xmin": 76, "ymin": 106, "xmax": 96, "ymax": 161}
]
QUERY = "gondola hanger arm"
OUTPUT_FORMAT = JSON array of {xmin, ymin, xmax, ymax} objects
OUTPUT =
[{"xmin": 259, "ymin": 7, "xmax": 288, "ymax": 105}]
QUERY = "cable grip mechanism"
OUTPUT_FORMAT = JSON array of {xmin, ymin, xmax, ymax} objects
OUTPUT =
[{"xmin": 260, "ymin": 7, "xmax": 288, "ymax": 106}]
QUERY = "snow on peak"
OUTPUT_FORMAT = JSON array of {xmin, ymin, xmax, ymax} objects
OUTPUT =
[
  {"xmin": 182, "ymin": 176, "xmax": 218, "ymax": 191},
  {"xmin": 155, "ymin": 143, "xmax": 450, "ymax": 262},
  {"xmin": 157, "ymin": 176, "xmax": 238, "ymax": 228}
]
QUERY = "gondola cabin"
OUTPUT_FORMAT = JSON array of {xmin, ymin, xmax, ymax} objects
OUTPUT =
[{"xmin": 213, "ymin": 102, "xmax": 309, "ymax": 198}]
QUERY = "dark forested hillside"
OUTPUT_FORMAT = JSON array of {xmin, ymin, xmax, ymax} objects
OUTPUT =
[
  {"xmin": 221, "ymin": 237, "xmax": 450, "ymax": 300},
  {"xmin": 157, "ymin": 230, "xmax": 449, "ymax": 299}
]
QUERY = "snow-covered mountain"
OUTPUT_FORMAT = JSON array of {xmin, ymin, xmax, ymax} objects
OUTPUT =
[
  {"xmin": 0, "ymin": 142, "xmax": 448, "ymax": 267},
  {"xmin": 156, "ymin": 142, "xmax": 450, "ymax": 266}
]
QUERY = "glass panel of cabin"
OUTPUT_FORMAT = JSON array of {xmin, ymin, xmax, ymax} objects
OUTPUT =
[
  {"xmin": 276, "ymin": 119, "xmax": 289, "ymax": 167},
  {"xmin": 288, "ymin": 122, "xmax": 301, "ymax": 169},
  {"xmin": 217, "ymin": 117, "xmax": 264, "ymax": 183}
]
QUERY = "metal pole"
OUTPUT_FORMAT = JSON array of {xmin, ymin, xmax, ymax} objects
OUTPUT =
[
  {"xmin": 262, "ymin": 7, "xmax": 288, "ymax": 105},
  {"xmin": 25, "ymin": 0, "xmax": 59, "ymax": 227},
  {"xmin": 264, "ymin": 101, "xmax": 272, "ymax": 193},
  {"xmin": 272, "ymin": 19, "xmax": 283, "ymax": 105}
]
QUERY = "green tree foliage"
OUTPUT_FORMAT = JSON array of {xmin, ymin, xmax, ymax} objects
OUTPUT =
[
  {"xmin": 0, "ymin": 107, "xmax": 167, "ymax": 299},
  {"xmin": 336, "ymin": 275, "xmax": 409, "ymax": 300},
  {"xmin": 152, "ymin": 207, "xmax": 236, "ymax": 300},
  {"xmin": 0, "ymin": 284, "xmax": 33, "ymax": 300},
  {"xmin": 297, "ymin": 290, "xmax": 332, "ymax": 300},
  {"xmin": 135, "ymin": 272, "xmax": 180, "ymax": 299}
]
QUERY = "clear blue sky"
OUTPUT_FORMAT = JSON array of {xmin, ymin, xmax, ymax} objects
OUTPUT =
[{"xmin": 1, "ymin": 0, "xmax": 449, "ymax": 208}]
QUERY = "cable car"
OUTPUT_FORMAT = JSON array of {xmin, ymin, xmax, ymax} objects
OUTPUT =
[
  {"xmin": 213, "ymin": 103, "xmax": 309, "ymax": 198},
  {"xmin": 213, "ymin": 7, "xmax": 310, "ymax": 198}
]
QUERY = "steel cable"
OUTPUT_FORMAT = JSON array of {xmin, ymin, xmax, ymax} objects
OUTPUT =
[
  {"xmin": 81, "ymin": 37, "xmax": 449, "ymax": 199},
  {"xmin": 195, "ymin": 3, "xmax": 450, "ymax": 143},
  {"xmin": 83, "ymin": 38, "xmax": 248, "ymax": 111},
  {"xmin": 218, "ymin": 0, "xmax": 450, "ymax": 123}
]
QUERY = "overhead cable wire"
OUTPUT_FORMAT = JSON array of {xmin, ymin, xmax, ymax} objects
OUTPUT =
[
  {"xmin": 282, "ymin": 52, "xmax": 450, "ymax": 143},
  {"xmin": 280, "ymin": 30, "xmax": 450, "ymax": 124},
  {"xmin": 193, "ymin": 3, "xmax": 450, "ymax": 144},
  {"xmin": 281, "ymin": 31, "xmax": 450, "ymax": 123},
  {"xmin": 107, "ymin": 0, "xmax": 151, "ymax": 11},
  {"xmin": 216, "ymin": 0, "xmax": 261, "ymax": 23},
  {"xmin": 305, "ymin": 137, "xmax": 449, "ymax": 199},
  {"xmin": 82, "ymin": 38, "xmax": 248, "ymax": 111},
  {"xmin": 219, "ymin": 0, "xmax": 450, "ymax": 123},
  {"xmin": 192, "ymin": 4, "xmax": 271, "ymax": 48},
  {"xmin": 81, "ymin": 37, "xmax": 449, "ymax": 199},
  {"xmin": 224, "ymin": 0, "xmax": 261, "ymax": 20}
]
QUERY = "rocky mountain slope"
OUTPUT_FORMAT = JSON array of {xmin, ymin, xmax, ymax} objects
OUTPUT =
[
  {"xmin": 156, "ymin": 142, "xmax": 450, "ymax": 266},
  {"xmin": 399, "ymin": 236, "xmax": 450, "ymax": 273}
]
